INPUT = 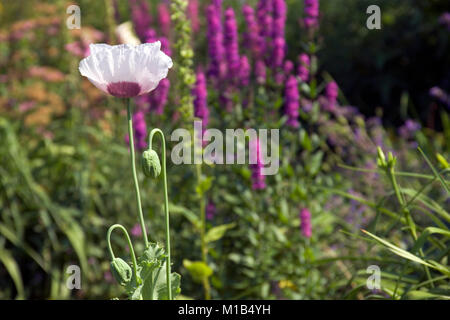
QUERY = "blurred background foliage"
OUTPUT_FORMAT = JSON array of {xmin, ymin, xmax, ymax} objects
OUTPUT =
[{"xmin": 0, "ymin": 0, "xmax": 449, "ymax": 300}]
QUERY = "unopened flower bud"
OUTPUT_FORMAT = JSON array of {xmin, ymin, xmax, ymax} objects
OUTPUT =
[
  {"xmin": 110, "ymin": 257, "xmax": 132, "ymax": 286},
  {"xmin": 142, "ymin": 149, "xmax": 161, "ymax": 178}
]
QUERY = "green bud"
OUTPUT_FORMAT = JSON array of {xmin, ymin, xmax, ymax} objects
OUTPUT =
[
  {"xmin": 377, "ymin": 147, "xmax": 387, "ymax": 168},
  {"xmin": 110, "ymin": 257, "xmax": 132, "ymax": 286},
  {"xmin": 142, "ymin": 149, "xmax": 161, "ymax": 178}
]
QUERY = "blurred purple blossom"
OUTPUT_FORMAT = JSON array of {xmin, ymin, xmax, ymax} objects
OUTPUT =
[
  {"xmin": 129, "ymin": 0, "xmax": 152, "ymax": 41},
  {"xmin": 272, "ymin": 0, "xmax": 287, "ymax": 40},
  {"xmin": 255, "ymin": 59, "xmax": 267, "ymax": 85},
  {"xmin": 297, "ymin": 53, "xmax": 310, "ymax": 82},
  {"xmin": 158, "ymin": 3, "xmax": 171, "ymax": 37},
  {"xmin": 243, "ymin": 5, "xmax": 263, "ymax": 58},
  {"xmin": 303, "ymin": 0, "xmax": 319, "ymax": 29},
  {"xmin": 206, "ymin": 4, "xmax": 226, "ymax": 79},
  {"xmin": 250, "ymin": 138, "xmax": 266, "ymax": 190},
  {"xmin": 239, "ymin": 56, "xmax": 251, "ymax": 87},
  {"xmin": 325, "ymin": 81, "xmax": 339, "ymax": 111},
  {"xmin": 193, "ymin": 71, "xmax": 209, "ymax": 129},
  {"xmin": 187, "ymin": 0, "xmax": 200, "ymax": 32},
  {"xmin": 285, "ymin": 75, "xmax": 300, "ymax": 128},
  {"xmin": 224, "ymin": 8, "xmax": 241, "ymax": 81},
  {"xmin": 206, "ymin": 200, "xmax": 216, "ymax": 220},
  {"xmin": 299, "ymin": 208, "xmax": 312, "ymax": 238},
  {"xmin": 439, "ymin": 12, "xmax": 450, "ymax": 30},
  {"xmin": 125, "ymin": 110, "xmax": 147, "ymax": 150}
]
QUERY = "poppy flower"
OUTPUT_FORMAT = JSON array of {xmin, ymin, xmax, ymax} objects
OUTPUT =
[{"xmin": 78, "ymin": 41, "xmax": 172, "ymax": 98}]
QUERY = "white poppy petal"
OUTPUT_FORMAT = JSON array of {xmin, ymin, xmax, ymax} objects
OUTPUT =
[{"xmin": 78, "ymin": 42, "xmax": 173, "ymax": 98}]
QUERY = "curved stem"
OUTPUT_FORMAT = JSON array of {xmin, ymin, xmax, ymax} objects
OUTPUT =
[
  {"xmin": 127, "ymin": 99, "xmax": 149, "ymax": 248},
  {"xmin": 148, "ymin": 128, "xmax": 172, "ymax": 300},
  {"xmin": 107, "ymin": 224, "xmax": 138, "ymax": 285}
]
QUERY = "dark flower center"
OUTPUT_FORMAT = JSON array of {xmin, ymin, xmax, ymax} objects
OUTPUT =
[{"xmin": 107, "ymin": 82, "xmax": 141, "ymax": 98}]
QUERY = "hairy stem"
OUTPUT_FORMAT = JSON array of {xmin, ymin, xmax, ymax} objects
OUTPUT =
[
  {"xmin": 126, "ymin": 99, "xmax": 149, "ymax": 248},
  {"xmin": 149, "ymin": 128, "xmax": 172, "ymax": 300}
]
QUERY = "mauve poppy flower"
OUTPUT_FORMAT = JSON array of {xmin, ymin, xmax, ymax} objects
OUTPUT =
[{"xmin": 78, "ymin": 42, "xmax": 173, "ymax": 98}]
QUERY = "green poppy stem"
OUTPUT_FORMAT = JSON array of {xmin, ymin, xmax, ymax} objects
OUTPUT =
[
  {"xmin": 107, "ymin": 224, "xmax": 138, "ymax": 285},
  {"xmin": 126, "ymin": 99, "xmax": 149, "ymax": 248},
  {"xmin": 149, "ymin": 128, "xmax": 172, "ymax": 300}
]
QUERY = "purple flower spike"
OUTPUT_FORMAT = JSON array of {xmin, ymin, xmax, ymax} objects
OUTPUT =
[
  {"xmin": 187, "ymin": 0, "xmax": 200, "ymax": 32},
  {"xmin": 129, "ymin": 0, "xmax": 152, "ymax": 41},
  {"xmin": 297, "ymin": 53, "xmax": 310, "ymax": 82},
  {"xmin": 206, "ymin": 200, "xmax": 216, "ymax": 221},
  {"xmin": 206, "ymin": 4, "xmax": 226, "ymax": 79},
  {"xmin": 149, "ymin": 78, "xmax": 170, "ymax": 115},
  {"xmin": 325, "ymin": 81, "xmax": 339, "ymax": 111},
  {"xmin": 299, "ymin": 208, "xmax": 312, "ymax": 238},
  {"xmin": 239, "ymin": 56, "xmax": 251, "ymax": 87},
  {"xmin": 285, "ymin": 75, "xmax": 300, "ymax": 128},
  {"xmin": 224, "ymin": 8, "xmax": 240, "ymax": 81},
  {"xmin": 193, "ymin": 71, "xmax": 209, "ymax": 129},
  {"xmin": 255, "ymin": 59, "xmax": 267, "ymax": 85},
  {"xmin": 158, "ymin": 3, "xmax": 171, "ymax": 37},
  {"xmin": 243, "ymin": 5, "xmax": 263, "ymax": 58},
  {"xmin": 125, "ymin": 110, "xmax": 147, "ymax": 150},
  {"xmin": 272, "ymin": 0, "xmax": 287, "ymax": 40},
  {"xmin": 249, "ymin": 138, "xmax": 266, "ymax": 190},
  {"xmin": 272, "ymin": 37, "xmax": 286, "ymax": 69},
  {"xmin": 303, "ymin": 0, "xmax": 320, "ymax": 29}
]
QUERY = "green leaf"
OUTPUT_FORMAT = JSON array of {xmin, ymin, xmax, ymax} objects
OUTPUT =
[
  {"xmin": 205, "ymin": 223, "xmax": 236, "ymax": 243},
  {"xmin": 362, "ymin": 230, "xmax": 450, "ymax": 276},
  {"xmin": 418, "ymin": 147, "xmax": 450, "ymax": 195},
  {"xmin": 0, "ymin": 248, "xmax": 24, "ymax": 299},
  {"xmin": 183, "ymin": 260, "xmax": 213, "ymax": 283},
  {"xmin": 169, "ymin": 203, "xmax": 201, "ymax": 229}
]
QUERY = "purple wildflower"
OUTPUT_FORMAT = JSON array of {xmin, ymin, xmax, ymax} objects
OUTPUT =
[
  {"xmin": 303, "ymin": 0, "xmax": 319, "ymax": 29},
  {"xmin": 131, "ymin": 224, "xmax": 142, "ymax": 237},
  {"xmin": 224, "ymin": 8, "xmax": 240, "ymax": 80},
  {"xmin": 125, "ymin": 110, "xmax": 147, "ymax": 150},
  {"xmin": 255, "ymin": 59, "xmax": 267, "ymax": 85},
  {"xmin": 187, "ymin": 0, "xmax": 200, "ymax": 32},
  {"xmin": 149, "ymin": 78, "xmax": 170, "ymax": 115},
  {"xmin": 399, "ymin": 119, "xmax": 421, "ymax": 139},
  {"xmin": 193, "ymin": 71, "xmax": 209, "ymax": 129},
  {"xmin": 325, "ymin": 81, "xmax": 339, "ymax": 111},
  {"xmin": 206, "ymin": 200, "xmax": 216, "ymax": 220},
  {"xmin": 257, "ymin": 0, "xmax": 273, "ymax": 39},
  {"xmin": 297, "ymin": 53, "xmax": 310, "ymax": 82},
  {"xmin": 285, "ymin": 75, "xmax": 300, "ymax": 128},
  {"xmin": 439, "ymin": 12, "xmax": 450, "ymax": 30},
  {"xmin": 129, "ymin": 0, "xmax": 152, "ymax": 41},
  {"xmin": 272, "ymin": 37, "xmax": 285, "ymax": 69},
  {"xmin": 206, "ymin": 4, "xmax": 226, "ymax": 79},
  {"xmin": 243, "ymin": 5, "xmax": 263, "ymax": 58},
  {"xmin": 430, "ymin": 86, "xmax": 450, "ymax": 107},
  {"xmin": 299, "ymin": 208, "xmax": 312, "ymax": 238},
  {"xmin": 272, "ymin": 0, "xmax": 287, "ymax": 40},
  {"xmin": 239, "ymin": 56, "xmax": 251, "ymax": 87},
  {"xmin": 249, "ymin": 138, "xmax": 266, "ymax": 190},
  {"xmin": 158, "ymin": 3, "xmax": 171, "ymax": 37}
]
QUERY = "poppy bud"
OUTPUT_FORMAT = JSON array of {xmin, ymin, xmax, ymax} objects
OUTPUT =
[
  {"xmin": 142, "ymin": 149, "xmax": 161, "ymax": 178},
  {"xmin": 110, "ymin": 257, "xmax": 132, "ymax": 286}
]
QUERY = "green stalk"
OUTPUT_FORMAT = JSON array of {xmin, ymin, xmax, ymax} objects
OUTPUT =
[
  {"xmin": 107, "ymin": 224, "xmax": 138, "ymax": 285},
  {"xmin": 387, "ymin": 166, "xmax": 434, "ymax": 287},
  {"xmin": 148, "ymin": 129, "xmax": 172, "ymax": 300},
  {"xmin": 196, "ymin": 164, "xmax": 211, "ymax": 300},
  {"xmin": 126, "ymin": 99, "xmax": 149, "ymax": 248}
]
